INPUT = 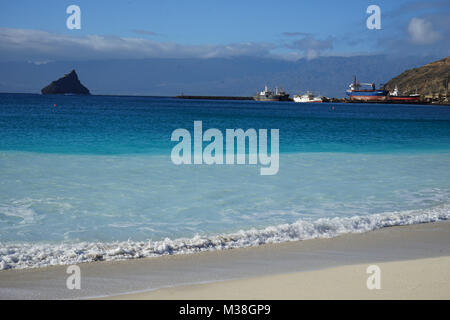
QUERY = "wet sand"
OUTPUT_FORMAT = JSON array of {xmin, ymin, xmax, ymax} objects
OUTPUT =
[{"xmin": 109, "ymin": 256, "xmax": 450, "ymax": 299}]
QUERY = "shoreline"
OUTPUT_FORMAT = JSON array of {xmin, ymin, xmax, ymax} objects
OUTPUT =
[
  {"xmin": 2, "ymin": 199, "xmax": 450, "ymax": 270},
  {"xmin": 1, "ymin": 221, "xmax": 450, "ymax": 299},
  {"xmin": 1, "ymin": 93, "xmax": 449, "ymax": 105}
]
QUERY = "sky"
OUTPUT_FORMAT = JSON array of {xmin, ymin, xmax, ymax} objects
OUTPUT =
[{"xmin": 0, "ymin": 0, "xmax": 449, "ymax": 62}]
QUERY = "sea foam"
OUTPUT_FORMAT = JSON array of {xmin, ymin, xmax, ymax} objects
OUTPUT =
[{"xmin": 1, "ymin": 203, "xmax": 449, "ymax": 270}]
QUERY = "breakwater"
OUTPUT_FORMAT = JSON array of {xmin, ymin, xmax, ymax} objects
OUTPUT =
[{"xmin": 176, "ymin": 95, "xmax": 253, "ymax": 101}]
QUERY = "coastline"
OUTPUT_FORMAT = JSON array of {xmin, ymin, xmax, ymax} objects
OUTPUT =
[{"xmin": 1, "ymin": 221, "xmax": 450, "ymax": 299}]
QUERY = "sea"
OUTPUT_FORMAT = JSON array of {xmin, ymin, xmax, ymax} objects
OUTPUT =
[{"xmin": 1, "ymin": 93, "xmax": 450, "ymax": 269}]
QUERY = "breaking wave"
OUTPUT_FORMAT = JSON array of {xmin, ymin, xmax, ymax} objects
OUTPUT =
[{"xmin": 1, "ymin": 203, "xmax": 449, "ymax": 270}]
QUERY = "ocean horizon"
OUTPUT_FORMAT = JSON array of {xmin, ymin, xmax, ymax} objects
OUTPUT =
[{"xmin": 1, "ymin": 93, "xmax": 450, "ymax": 270}]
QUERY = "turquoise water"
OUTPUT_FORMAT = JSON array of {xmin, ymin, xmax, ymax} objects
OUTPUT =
[
  {"xmin": 1, "ymin": 93, "xmax": 450, "ymax": 269},
  {"xmin": 1, "ymin": 94, "xmax": 450, "ymax": 154}
]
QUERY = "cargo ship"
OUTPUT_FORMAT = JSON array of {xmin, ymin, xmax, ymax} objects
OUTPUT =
[
  {"xmin": 346, "ymin": 76, "xmax": 388, "ymax": 102},
  {"xmin": 388, "ymin": 86, "xmax": 421, "ymax": 103},
  {"xmin": 253, "ymin": 85, "xmax": 290, "ymax": 101}
]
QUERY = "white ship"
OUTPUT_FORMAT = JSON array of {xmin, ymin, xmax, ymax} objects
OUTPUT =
[{"xmin": 293, "ymin": 92, "xmax": 322, "ymax": 103}]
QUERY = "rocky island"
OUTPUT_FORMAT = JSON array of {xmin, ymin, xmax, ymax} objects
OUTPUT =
[{"xmin": 41, "ymin": 70, "xmax": 90, "ymax": 95}]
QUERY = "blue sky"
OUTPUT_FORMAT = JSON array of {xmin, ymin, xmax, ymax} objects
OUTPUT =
[{"xmin": 0, "ymin": 0, "xmax": 448, "ymax": 61}]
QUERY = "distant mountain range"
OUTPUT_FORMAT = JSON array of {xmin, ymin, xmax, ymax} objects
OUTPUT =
[
  {"xmin": 0, "ymin": 55, "xmax": 444, "ymax": 97},
  {"xmin": 383, "ymin": 56, "xmax": 450, "ymax": 96}
]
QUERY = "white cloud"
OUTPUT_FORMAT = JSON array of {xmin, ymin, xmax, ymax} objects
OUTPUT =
[
  {"xmin": 407, "ymin": 17, "xmax": 441, "ymax": 45},
  {"xmin": 0, "ymin": 28, "xmax": 276, "ymax": 61}
]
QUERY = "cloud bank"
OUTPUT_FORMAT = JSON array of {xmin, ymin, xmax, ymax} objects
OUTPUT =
[
  {"xmin": 0, "ymin": 16, "xmax": 447, "ymax": 64},
  {"xmin": 0, "ymin": 28, "xmax": 276, "ymax": 62}
]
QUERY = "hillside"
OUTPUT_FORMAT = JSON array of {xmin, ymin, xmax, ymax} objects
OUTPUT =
[{"xmin": 383, "ymin": 56, "xmax": 450, "ymax": 96}]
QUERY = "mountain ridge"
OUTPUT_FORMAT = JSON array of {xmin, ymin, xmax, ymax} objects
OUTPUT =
[{"xmin": 0, "ymin": 55, "xmax": 442, "ymax": 97}]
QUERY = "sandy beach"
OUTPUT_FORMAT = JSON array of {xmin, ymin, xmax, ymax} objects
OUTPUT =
[
  {"xmin": 1, "ymin": 221, "xmax": 449, "ymax": 299},
  {"xmin": 109, "ymin": 256, "xmax": 450, "ymax": 300}
]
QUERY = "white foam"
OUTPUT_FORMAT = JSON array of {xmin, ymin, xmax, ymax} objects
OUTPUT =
[
  {"xmin": 1, "ymin": 203, "xmax": 449, "ymax": 270},
  {"xmin": 0, "ymin": 199, "xmax": 38, "ymax": 225}
]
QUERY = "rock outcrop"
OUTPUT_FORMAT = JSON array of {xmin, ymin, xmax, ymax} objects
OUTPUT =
[
  {"xmin": 41, "ymin": 70, "xmax": 90, "ymax": 95},
  {"xmin": 383, "ymin": 56, "xmax": 450, "ymax": 96}
]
